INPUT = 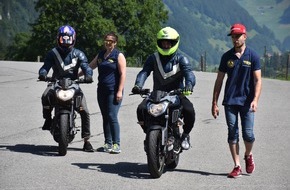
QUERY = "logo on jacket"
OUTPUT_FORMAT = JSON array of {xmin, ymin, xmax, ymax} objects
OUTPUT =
[
  {"xmin": 63, "ymin": 57, "xmax": 78, "ymax": 71},
  {"xmin": 243, "ymin": 60, "xmax": 251, "ymax": 66},
  {"xmin": 108, "ymin": 59, "xmax": 114, "ymax": 63},
  {"xmin": 227, "ymin": 60, "xmax": 235, "ymax": 68}
]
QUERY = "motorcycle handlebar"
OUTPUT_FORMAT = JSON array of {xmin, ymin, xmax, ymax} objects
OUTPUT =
[
  {"xmin": 129, "ymin": 88, "xmax": 150, "ymax": 96},
  {"xmin": 76, "ymin": 78, "xmax": 93, "ymax": 84},
  {"xmin": 129, "ymin": 88, "xmax": 183, "ymax": 96},
  {"xmin": 37, "ymin": 77, "xmax": 92, "ymax": 84}
]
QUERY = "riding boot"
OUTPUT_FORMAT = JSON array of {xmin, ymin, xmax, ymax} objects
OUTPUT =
[
  {"xmin": 42, "ymin": 118, "xmax": 52, "ymax": 130},
  {"xmin": 42, "ymin": 107, "xmax": 52, "ymax": 130}
]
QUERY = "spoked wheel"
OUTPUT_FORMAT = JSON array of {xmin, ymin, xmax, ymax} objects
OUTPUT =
[
  {"xmin": 58, "ymin": 114, "xmax": 69, "ymax": 156},
  {"xmin": 147, "ymin": 129, "xmax": 165, "ymax": 178}
]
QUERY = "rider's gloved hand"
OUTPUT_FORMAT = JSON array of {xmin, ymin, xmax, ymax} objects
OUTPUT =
[
  {"xmin": 182, "ymin": 85, "xmax": 192, "ymax": 96},
  {"xmin": 131, "ymin": 85, "xmax": 141, "ymax": 94},
  {"xmin": 38, "ymin": 75, "xmax": 46, "ymax": 81},
  {"xmin": 85, "ymin": 75, "xmax": 93, "ymax": 83}
]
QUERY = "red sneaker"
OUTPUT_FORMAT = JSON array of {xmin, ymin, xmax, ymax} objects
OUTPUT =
[
  {"xmin": 245, "ymin": 154, "xmax": 255, "ymax": 174},
  {"xmin": 228, "ymin": 165, "xmax": 242, "ymax": 178}
]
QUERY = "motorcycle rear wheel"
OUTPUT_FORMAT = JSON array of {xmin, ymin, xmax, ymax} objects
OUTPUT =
[
  {"xmin": 147, "ymin": 129, "xmax": 165, "ymax": 178},
  {"xmin": 58, "ymin": 113, "xmax": 69, "ymax": 156}
]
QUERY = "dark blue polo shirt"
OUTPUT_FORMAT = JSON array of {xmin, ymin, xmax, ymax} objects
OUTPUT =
[
  {"xmin": 97, "ymin": 48, "xmax": 120, "ymax": 92},
  {"xmin": 219, "ymin": 47, "xmax": 261, "ymax": 106}
]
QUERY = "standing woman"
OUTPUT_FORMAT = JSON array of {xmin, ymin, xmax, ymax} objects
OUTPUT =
[{"xmin": 89, "ymin": 32, "xmax": 126, "ymax": 154}]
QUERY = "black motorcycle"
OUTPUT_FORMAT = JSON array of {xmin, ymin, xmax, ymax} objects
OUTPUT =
[
  {"xmin": 40, "ymin": 77, "xmax": 91, "ymax": 156},
  {"xmin": 132, "ymin": 89, "xmax": 185, "ymax": 178}
]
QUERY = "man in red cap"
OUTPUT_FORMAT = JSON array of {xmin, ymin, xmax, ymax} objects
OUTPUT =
[
  {"xmin": 227, "ymin": 23, "xmax": 247, "ymax": 36},
  {"xmin": 211, "ymin": 23, "xmax": 262, "ymax": 178}
]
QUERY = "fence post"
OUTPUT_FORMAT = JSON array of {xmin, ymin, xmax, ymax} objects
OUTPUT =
[
  {"xmin": 204, "ymin": 51, "xmax": 207, "ymax": 72},
  {"xmin": 37, "ymin": 56, "xmax": 42, "ymax": 62},
  {"xmin": 263, "ymin": 46, "xmax": 267, "ymax": 77},
  {"xmin": 200, "ymin": 55, "xmax": 204, "ymax": 72},
  {"xmin": 286, "ymin": 53, "xmax": 289, "ymax": 80}
]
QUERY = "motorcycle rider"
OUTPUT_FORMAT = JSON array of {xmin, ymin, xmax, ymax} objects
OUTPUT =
[
  {"xmin": 38, "ymin": 25, "xmax": 94, "ymax": 152},
  {"xmin": 131, "ymin": 27, "xmax": 196, "ymax": 150}
]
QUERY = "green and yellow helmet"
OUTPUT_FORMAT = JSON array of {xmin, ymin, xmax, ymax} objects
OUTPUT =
[{"xmin": 156, "ymin": 27, "xmax": 180, "ymax": 56}]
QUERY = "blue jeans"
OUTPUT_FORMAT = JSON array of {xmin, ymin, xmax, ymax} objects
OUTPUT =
[
  {"xmin": 97, "ymin": 89, "xmax": 122, "ymax": 146},
  {"xmin": 224, "ymin": 105, "xmax": 255, "ymax": 144}
]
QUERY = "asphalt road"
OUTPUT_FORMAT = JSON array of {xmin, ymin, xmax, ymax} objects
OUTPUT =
[{"xmin": 0, "ymin": 61, "xmax": 290, "ymax": 190}]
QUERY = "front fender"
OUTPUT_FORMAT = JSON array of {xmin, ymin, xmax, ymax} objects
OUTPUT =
[
  {"xmin": 55, "ymin": 108, "xmax": 74, "ymax": 129},
  {"xmin": 58, "ymin": 109, "xmax": 71, "ymax": 114},
  {"xmin": 147, "ymin": 125, "xmax": 168, "ymax": 146},
  {"xmin": 148, "ymin": 125, "xmax": 163, "ymax": 130}
]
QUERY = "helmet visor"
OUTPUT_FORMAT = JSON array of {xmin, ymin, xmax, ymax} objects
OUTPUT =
[
  {"xmin": 157, "ymin": 39, "xmax": 178, "ymax": 49},
  {"xmin": 59, "ymin": 34, "xmax": 74, "ymax": 46}
]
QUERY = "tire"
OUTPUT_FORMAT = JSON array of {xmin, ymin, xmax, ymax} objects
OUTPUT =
[
  {"xmin": 147, "ymin": 129, "xmax": 165, "ymax": 178},
  {"xmin": 58, "ymin": 113, "xmax": 69, "ymax": 156}
]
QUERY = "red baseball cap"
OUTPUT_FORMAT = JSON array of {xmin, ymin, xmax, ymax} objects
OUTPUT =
[{"xmin": 227, "ymin": 23, "xmax": 247, "ymax": 36}]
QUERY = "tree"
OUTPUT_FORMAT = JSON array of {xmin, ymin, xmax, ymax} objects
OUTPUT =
[
  {"xmin": 11, "ymin": 0, "xmax": 168, "ymax": 63},
  {"xmin": 0, "ymin": 0, "xmax": 38, "ymax": 60},
  {"xmin": 6, "ymin": 32, "xmax": 32, "ymax": 60}
]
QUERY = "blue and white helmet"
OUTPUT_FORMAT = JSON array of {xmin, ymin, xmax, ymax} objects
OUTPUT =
[{"xmin": 57, "ymin": 25, "xmax": 76, "ymax": 50}]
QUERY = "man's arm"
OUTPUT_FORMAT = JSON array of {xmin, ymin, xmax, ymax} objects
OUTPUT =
[
  {"xmin": 251, "ymin": 69, "xmax": 262, "ymax": 112},
  {"xmin": 79, "ymin": 54, "xmax": 98, "ymax": 77},
  {"xmin": 212, "ymin": 71, "xmax": 225, "ymax": 118},
  {"xmin": 179, "ymin": 55, "xmax": 196, "ymax": 90},
  {"xmin": 39, "ymin": 51, "xmax": 54, "ymax": 77},
  {"xmin": 78, "ymin": 50, "xmax": 93, "ymax": 77},
  {"xmin": 134, "ymin": 55, "xmax": 154, "ymax": 88}
]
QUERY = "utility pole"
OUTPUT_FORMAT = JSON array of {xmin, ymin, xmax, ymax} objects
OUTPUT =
[
  {"xmin": 264, "ymin": 46, "xmax": 267, "ymax": 77},
  {"xmin": 204, "ymin": 51, "xmax": 207, "ymax": 72},
  {"xmin": 200, "ymin": 51, "xmax": 207, "ymax": 72},
  {"xmin": 286, "ymin": 53, "xmax": 289, "ymax": 80},
  {"xmin": 200, "ymin": 55, "xmax": 204, "ymax": 72}
]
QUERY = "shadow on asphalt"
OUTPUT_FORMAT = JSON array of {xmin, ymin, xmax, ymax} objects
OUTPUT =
[
  {"xmin": 71, "ymin": 162, "xmax": 228, "ymax": 179},
  {"xmin": 0, "ymin": 144, "xmax": 83, "ymax": 156},
  {"xmin": 72, "ymin": 162, "xmax": 151, "ymax": 179},
  {"xmin": 0, "ymin": 144, "xmax": 228, "ymax": 178},
  {"xmin": 168, "ymin": 168, "xmax": 228, "ymax": 177}
]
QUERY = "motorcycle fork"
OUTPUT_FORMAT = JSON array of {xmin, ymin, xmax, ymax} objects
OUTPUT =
[
  {"xmin": 69, "ymin": 99, "xmax": 76, "ymax": 136},
  {"xmin": 161, "ymin": 111, "xmax": 170, "ymax": 153}
]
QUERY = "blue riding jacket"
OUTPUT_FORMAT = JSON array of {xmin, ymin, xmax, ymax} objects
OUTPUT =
[
  {"xmin": 134, "ymin": 52, "xmax": 196, "ymax": 92},
  {"xmin": 39, "ymin": 47, "xmax": 93, "ymax": 80}
]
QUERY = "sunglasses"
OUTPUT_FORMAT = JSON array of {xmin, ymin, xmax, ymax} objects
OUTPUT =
[{"xmin": 104, "ymin": 40, "xmax": 115, "ymax": 44}]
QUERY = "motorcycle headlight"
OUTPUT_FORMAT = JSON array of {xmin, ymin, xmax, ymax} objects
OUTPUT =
[
  {"xmin": 56, "ymin": 89, "xmax": 75, "ymax": 101},
  {"xmin": 148, "ymin": 102, "xmax": 168, "ymax": 117}
]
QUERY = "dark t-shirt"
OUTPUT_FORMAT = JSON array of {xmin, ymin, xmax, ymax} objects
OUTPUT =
[
  {"xmin": 97, "ymin": 48, "xmax": 120, "ymax": 92},
  {"xmin": 219, "ymin": 47, "xmax": 261, "ymax": 106}
]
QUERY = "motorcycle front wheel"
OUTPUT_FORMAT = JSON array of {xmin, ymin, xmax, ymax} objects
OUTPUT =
[
  {"xmin": 58, "ymin": 113, "xmax": 69, "ymax": 156},
  {"xmin": 147, "ymin": 129, "xmax": 165, "ymax": 178}
]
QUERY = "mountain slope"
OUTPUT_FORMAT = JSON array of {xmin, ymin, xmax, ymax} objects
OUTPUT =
[
  {"xmin": 236, "ymin": 0, "xmax": 290, "ymax": 42},
  {"xmin": 163, "ymin": 0, "xmax": 287, "ymax": 68},
  {"xmin": 0, "ymin": 0, "xmax": 288, "ymax": 66}
]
